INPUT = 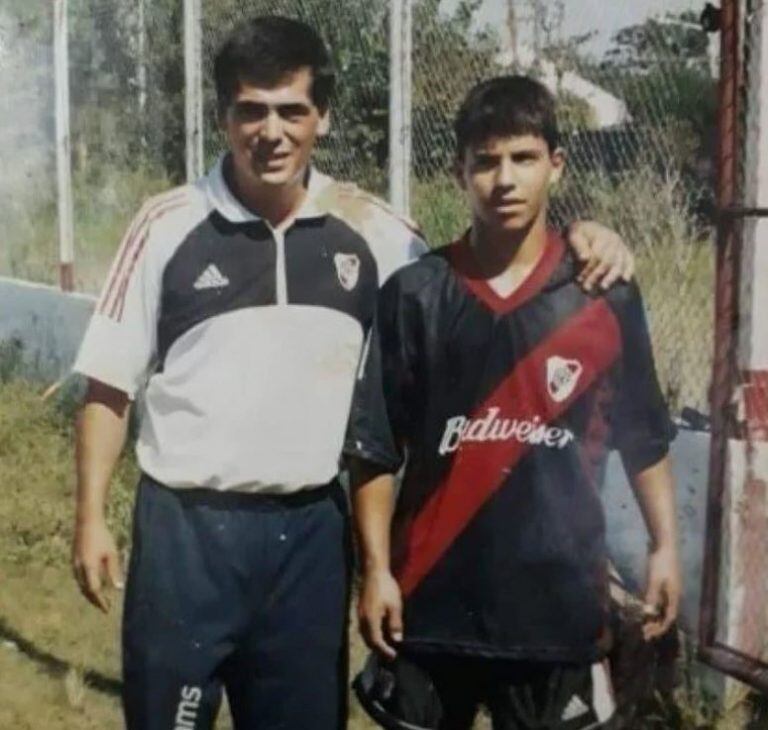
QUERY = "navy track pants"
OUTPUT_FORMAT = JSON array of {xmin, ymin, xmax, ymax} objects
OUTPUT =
[{"xmin": 122, "ymin": 474, "xmax": 351, "ymax": 730}]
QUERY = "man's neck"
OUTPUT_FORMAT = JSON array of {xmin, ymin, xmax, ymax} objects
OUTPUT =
[
  {"xmin": 224, "ymin": 156, "xmax": 308, "ymax": 228},
  {"xmin": 469, "ymin": 213, "xmax": 549, "ymax": 298}
]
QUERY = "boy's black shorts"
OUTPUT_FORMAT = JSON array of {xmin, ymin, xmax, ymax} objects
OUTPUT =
[{"xmin": 354, "ymin": 651, "xmax": 616, "ymax": 730}]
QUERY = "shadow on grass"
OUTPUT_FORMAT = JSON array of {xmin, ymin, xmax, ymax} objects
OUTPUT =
[{"xmin": 0, "ymin": 616, "xmax": 121, "ymax": 697}]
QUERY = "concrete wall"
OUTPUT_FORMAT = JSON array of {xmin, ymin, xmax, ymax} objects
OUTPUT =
[
  {"xmin": 603, "ymin": 425, "xmax": 710, "ymax": 635},
  {"xmin": 0, "ymin": 276, "xmax": 95, "ymax": 382}
]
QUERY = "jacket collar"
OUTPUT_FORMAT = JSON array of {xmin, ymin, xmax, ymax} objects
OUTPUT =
[{"xmin": 202, "ymin": 153, "xmax": 334, "ymax": 224}]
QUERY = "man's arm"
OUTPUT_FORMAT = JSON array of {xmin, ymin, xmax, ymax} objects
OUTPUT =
[
  {"xmin": 350, "ymin": 459, "xmax": 402, "ymax": 659},
  {"xmin": 628, "ymin": 455, "xmax": 681, "ymax": 641},
  {"xmin": 72, "ymin": 378, "xmax": 130, "ymax": 612},
  {"xmin": 567, "ymin": 221, "xmax": 635, "ymax": 291}
]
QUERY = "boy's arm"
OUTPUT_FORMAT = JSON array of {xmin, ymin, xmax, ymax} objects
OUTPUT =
[
  {"xmin": 628, "ymin": 455, "xmax": 681, "ymax": 641},
  {"xmin": 611, "ymin": 281, "xmax": 680, "ymax": 639},
  {"xmin": 344, "ymin": 275, "xmax": 412, "ymax": 658},
  {"xmin": 350, "ymin": 459, "xmax": 402, "ymax": 659}
]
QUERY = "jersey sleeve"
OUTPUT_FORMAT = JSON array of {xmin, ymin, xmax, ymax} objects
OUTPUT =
[
  {"xmin": 610, "ymin": 281, "xmax": 676, "ymax": 475},
  {"xmin": 72, "ymin": 205, "xmax": 163, "ymax": 397},
  {"xmin": 344, "ymin": 274, "xmax": 414, "ymax": 472}
]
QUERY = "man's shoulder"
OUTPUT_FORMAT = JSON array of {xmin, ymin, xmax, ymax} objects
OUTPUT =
[
  {"xmin": 133, "ymin": 183, "xmax": 209, "ymax": 237},
  {"xmin": 312, "ymin": 175, "xmax": 428, "ymax": 281},
  {"xmin": 316, "ymin": 178, "xmax": 422, "ymax": 238}
]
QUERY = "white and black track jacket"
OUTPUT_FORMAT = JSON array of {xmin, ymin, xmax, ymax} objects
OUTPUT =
[{"xmin": 74, "ymin": 156, "xmax": 426, "ymax": 493}]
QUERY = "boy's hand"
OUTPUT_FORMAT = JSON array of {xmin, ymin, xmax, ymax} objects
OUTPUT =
[
  {"xmin": 642, "ymin": 545, "xmax": 681, "ymax": 641},
  {"xmin": 358, "ymin": 569, "xmax": 403, "ymax": 659},
  {"xmin": 567, "ymin": 221, "xmax": 635, "ymax": 291}
]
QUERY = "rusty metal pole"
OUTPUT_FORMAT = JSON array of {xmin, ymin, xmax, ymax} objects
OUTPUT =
[{"xmin": 699, "ymin": 0, "xmax": 742, "ymax": 669}]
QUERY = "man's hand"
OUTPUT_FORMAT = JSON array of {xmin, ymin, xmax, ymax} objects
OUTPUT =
[
  {"xmin": 72, "ymin": 517, "xmax": 124, "ymax": 613},
  {"xmin": 358, "ymin": 569, "xmax": 403, "ymax": 659},
  {"xmin": 642, "ymin": 545, "xmax": 681, "ymax": 641},
  {"xmin": 567, "ymin": 220, "xmax": 635, "ymax": 291}
]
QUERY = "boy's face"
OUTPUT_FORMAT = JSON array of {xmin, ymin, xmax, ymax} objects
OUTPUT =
[
  {"xmin": 457, "ymin": 134, "xmax": 564, "ymax": 233},
  {"xmin": 220, "ymin": 67, "xmax": 330, "ymax": 191}
]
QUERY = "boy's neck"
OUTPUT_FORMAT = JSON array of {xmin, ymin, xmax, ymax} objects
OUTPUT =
[{"xmin": 469, "ymin": 211, "xmax": 549, "ymax": 297}]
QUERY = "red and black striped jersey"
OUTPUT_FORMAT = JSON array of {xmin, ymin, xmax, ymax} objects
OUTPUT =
[{"xmin": 344, "ymin": 229, "xmax": 674, "ymax": 662}]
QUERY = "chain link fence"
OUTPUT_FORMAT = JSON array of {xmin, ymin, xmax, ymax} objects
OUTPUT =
[{"xmin": 0, "ymin": 0, "xmax": 716, "ymax": 416}]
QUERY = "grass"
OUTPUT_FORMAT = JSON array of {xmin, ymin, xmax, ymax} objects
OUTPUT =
[
  {"xmin": 0, "ymin": 377, "xmax": 382, "ymax": 729},
  {"xmin": 2, "ymin": 376, "xmax": 767, "ymax": 729}
]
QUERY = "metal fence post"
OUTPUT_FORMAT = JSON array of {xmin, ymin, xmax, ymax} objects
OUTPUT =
[
  {"xmin": 184, "ymin": 0, "xmax": 204, "ymax": 182},
  {"xmin": 53, "ymin": 0, "xmax": 74, "ymax": 291},
  {"xmin": 389, "ymin": 0, "xmax": 412, "ymax": 217},
  {"xmin": 137, "ymin": 0, "xmax": 148, "ymax": 150}
]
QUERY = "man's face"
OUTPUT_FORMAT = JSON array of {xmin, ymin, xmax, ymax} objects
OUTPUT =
[
  {"xmin": 221, "ymin": 67, "xmax": 329, "ymax": 190},
  {"xmin": 457, "ymin": 134, "xmax": 564, "ymax": 233}
]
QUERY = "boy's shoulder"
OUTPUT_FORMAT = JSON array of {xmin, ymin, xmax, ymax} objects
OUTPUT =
[
  {"xmin": 383, "ymin": 245, "xmax": 454, "ymax": 297},
  {"xmin": 553, "ymin": 245, "xmax": 642, "ymax": 309},
  {"xmin": 600, "ymin": 276, "xmax": 644, "ymax": 314}
]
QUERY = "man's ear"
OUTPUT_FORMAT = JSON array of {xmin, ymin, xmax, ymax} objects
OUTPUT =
[
  {"xmin": 217, "ymin": 106, "xmax": 229, "ymax": 133},
  {"xmin": 549, "ymin": 147, "xmax": 566, "ymax": 186},
  {"xmin": 317, "ymin": 108, "xmax": 331, "ymax": 137}
]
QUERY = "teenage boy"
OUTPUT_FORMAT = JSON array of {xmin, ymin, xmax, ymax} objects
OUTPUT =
[
  {"xmin": 71, "ymin": 14, "xmax": 636, "ymax": 728},
  {"xmin": 346, "ymin": 75, "xmax": 681, "ymax": 730}
]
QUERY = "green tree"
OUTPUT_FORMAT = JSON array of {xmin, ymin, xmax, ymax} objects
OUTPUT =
[
  {"xmin": 583, "ymin": 11, "xmax": 717, "ymax": 199},
  {"xmin": 604, "ymin": 10, "xmax": 711, "ymax": 75}
]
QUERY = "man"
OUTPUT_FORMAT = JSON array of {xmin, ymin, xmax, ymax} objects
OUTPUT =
[
  {"xmin": 71, "ymin": 17, "xmax": 636, "ymax": 730},
  {"xmin": 347, "ymin": 76, "xmax": 681, "ymax": 729}
]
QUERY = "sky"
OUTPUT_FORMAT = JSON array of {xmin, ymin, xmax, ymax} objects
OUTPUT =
[{"xmin": 443, "ymin": 0, "xmax": 702, "ymax": 56}]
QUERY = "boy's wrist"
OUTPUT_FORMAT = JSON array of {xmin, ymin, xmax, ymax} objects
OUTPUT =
[
  {"xmin": 648, "ymin": 537, "xmax": 677, "ymax": 554},
  {"xmin": 361, "ymin": 559, "xmax": 392, "ymax": 577}
]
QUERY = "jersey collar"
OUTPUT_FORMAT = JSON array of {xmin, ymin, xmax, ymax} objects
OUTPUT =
[
  {"xmin": 202, "ymin": 153, "xmax": 335, "ymax": 224},
  {"xmin": 448, "ymin": 228, "xmax": 566, "ymax": 314}
]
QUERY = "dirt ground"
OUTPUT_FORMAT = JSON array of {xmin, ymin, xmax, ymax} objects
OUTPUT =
[
  {"xmin": 1, "ymin": 380, "xmax": 760, "ymax": 729},
  {"xmin": 0, "ymin": 562, "xmax": 383, "ymax": 729},
  {"xmin": 0, "ymin": 381, "xmax": 378, "ymax": 728}
]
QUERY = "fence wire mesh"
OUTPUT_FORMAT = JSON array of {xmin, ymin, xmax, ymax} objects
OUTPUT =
[
  {"xmin": 0, "ymin": 0, "xmax": 716, "ymax": 416},
  {"xmin": 67, "ymin": 0, "xmax": 182, "ymax": 292}
]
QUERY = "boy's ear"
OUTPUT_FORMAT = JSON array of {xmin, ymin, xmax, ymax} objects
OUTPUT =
[
  {"xmin": 317, "ymin": 108, "xmax": 331, "ymax": 137},
  {"xmin": 549, "ymin": 147, "xmax": 566, "ymax": 186}
]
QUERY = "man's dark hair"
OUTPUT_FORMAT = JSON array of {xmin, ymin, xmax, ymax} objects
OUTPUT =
[
  {"xmin": 214, "ymin": 15, "xmax": 335, "ymax": 117},
  {"xmin": 454, "ymin": 75, "xmax": 559, "ymax": 159}
]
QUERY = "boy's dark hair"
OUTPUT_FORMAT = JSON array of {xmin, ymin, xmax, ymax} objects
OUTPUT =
[
  {"xmin": 454, "ymin": 75, "xmax": 559, "ymax": 159},
  {"xmin": 214, "ymin": 16, "xmax": 335, "ymax": 117}
]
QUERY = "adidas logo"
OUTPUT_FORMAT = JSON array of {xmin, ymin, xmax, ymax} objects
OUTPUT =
[
  {"xmin": 193, "ymin": 264, "xmax": 229, "ymax": 290},
  {"xmin": 561, "ymin": 694, "xmax": 590, "ymax": 722}
]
